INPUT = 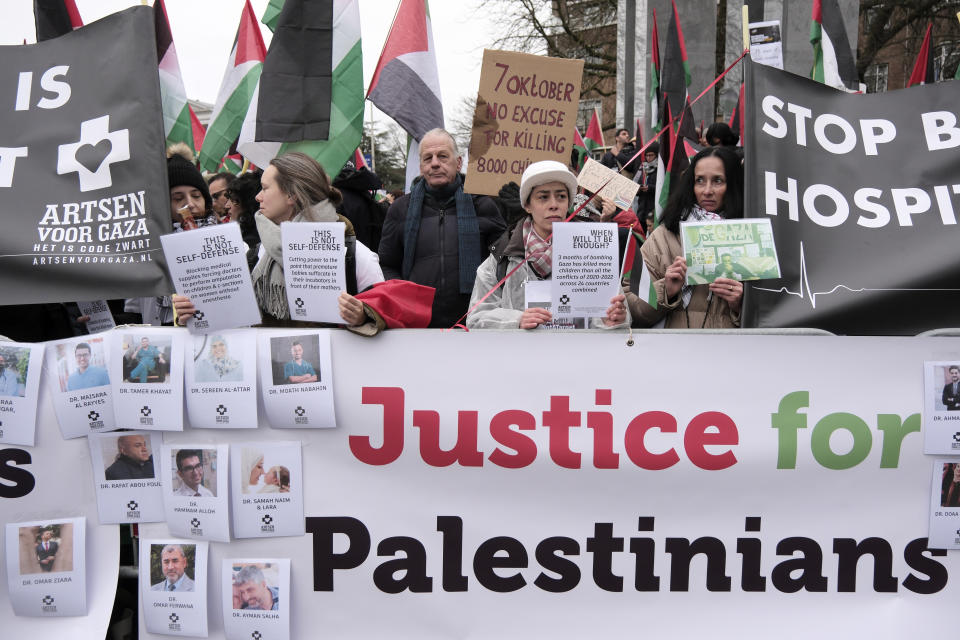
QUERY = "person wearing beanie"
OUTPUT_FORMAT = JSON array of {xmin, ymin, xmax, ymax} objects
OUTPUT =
[
  {"xmin": 466, "ymin": 160, "xmax": 628, "ymax": 330},
  {"xmin": 167, "ymin": 152, "xmax": 218, "ymax": 230}
]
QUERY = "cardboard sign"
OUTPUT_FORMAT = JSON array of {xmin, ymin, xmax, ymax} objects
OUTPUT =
[
  {"xmin": 680, "ymin": 219, "xmax": 781, "ymax": 285},
  {"xmin": 222, "ymin": 559, "xmax": 290, "ymax": 640},
  {"xmin": 464, "ymin": 49, "xmax": 583, "ymax": 196},
  {"xmin": 577, "ymin": 158, "xmax": 640, "ymax": 210},
  {"xmin": 0, "ymin": 341, "xmax": 45, "ymax": 445},
  {"xmin": 184, "ymin": 330, "xmax": 258, "ymax": 429},
  {"xmin": 109, "ymin": 328, "xmax": 185, "ymax": 431},
  {"xmin": 231, "ymin": 442, "xmax": 304, "ymax": 539},
  {"xmin": 87, "ymin": 431, "xmax": 164, "ymax": 524},
  {"xmin": 160, "ymin": 444, "xmax": 231, "ymax": 542},
  {"xmin": 161, "ymin": 224, "xmax": 261, "ymax": 333},
  {"xmin": 258, "ymin": 330, "xmax": 336, "ymax": 429}
]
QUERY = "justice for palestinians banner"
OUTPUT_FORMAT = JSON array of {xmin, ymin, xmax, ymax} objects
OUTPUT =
[
  {"xmin": 465, "ymin": 50, "xmax": 583, "ymax": 196},
  {"xmin": 118, "ymin": 330, "xmax": 960, "ymax": 638},
  {"xmin": 742, "ymin": 59, "xmax": 960, "ymax": 334},
  {"xmin": 0, "ymin": 7, "xmax": 171, "ymax": 304}
]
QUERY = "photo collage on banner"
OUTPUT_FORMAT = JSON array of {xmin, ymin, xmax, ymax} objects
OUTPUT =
[
  {"xmin": 5, "ymin": 518, "xmax": 86, "ymax": 617},
  {"xmin": 44, "ymin": 334, "xmax": 117, "ymax": 439},
  {"xmin": 109, "ymin": 328, "xmax": 186, "ymax": 431},
  {"xmin": 0, "ymin": 341, "xmax": 44, "ymax": 446},
  {"xmin": 222, "ymin": 559, "xmax": 290, "ymax": 640},
  {"xmin": 140, "ymin": 540, "xmax": 208, "ymax": 636},
  {"xmin": 258, "ymin": 330, "xmax": 336, "ymax": 428},
  {"xmin": 231, "ymin": 442, "xmax": 305, "ymax": 538},
  {"xmin": 184, "ymin": 330, "xmax": 258, "ymax": 429},
  {"xmin": 87, "ymin": 431, "xmax": 164, "ymax": 524}
]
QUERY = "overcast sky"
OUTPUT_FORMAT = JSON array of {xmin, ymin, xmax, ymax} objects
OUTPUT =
[{"xmin": 1, "ymin": 0, "xmax": 503, "ymax": 131}]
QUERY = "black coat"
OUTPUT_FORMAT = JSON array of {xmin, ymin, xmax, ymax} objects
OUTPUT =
[{"xmin": 378, "ymin": 180, "xmax": 505, "ymax": 328}]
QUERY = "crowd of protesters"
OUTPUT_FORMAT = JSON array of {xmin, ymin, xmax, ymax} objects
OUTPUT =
[{"xmin": 0, "ymin": 119, "xmax": 748, "ymax": 343}]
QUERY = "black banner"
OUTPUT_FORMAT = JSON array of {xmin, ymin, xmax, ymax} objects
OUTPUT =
[
  {"xmin": 0, "ymin": 6, "xmax": 171, "ymax": 305},
  {"xmin": 742, "ymin": 59, "xmax": 960, "ymax": 335}
]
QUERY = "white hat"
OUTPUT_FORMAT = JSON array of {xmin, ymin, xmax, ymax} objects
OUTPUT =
[{"xmin": 519, "ymin": 160, "xmax": 578, "ymax": 206}]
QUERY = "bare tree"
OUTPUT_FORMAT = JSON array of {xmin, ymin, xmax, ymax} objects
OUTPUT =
[
  {"xmin": 477, "ymin": 0, "xmax": 618, "ymax": 98},
  {"xmin": 858, "ymin": 0, "xmax": 960, "ymax": 79}
]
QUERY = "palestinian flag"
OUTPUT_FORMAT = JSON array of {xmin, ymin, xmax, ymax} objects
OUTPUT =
[
  {"xmin": 810, "ymin": 0, "xmax": 860, "ymax": 92},
  {"xmin": 353, "ymin": 147, "xmax": 369, "ymax": 170},
  {"xmin": 660, "ymin": 0, "xmax": 690, "ymax": 122},
  {"xmin": 219, "ymin": 153, "xmax": 245, "ymax": 175},
  {"xmin": 584, "ymin": 108, "xmax": 603, "ymax": 156},
  {"xmin": 34, "ymin": 0, "xmax": 82, "ymax": 42},
  {"xmin": 155, "ymin": 0, "xmax": 195, "ymax": 153},
  {"xmin": 572, "ymin": 127, "xmax": 589, "ymax": 171},
  {"xmin": 367, "ymin": 0, "xmax": 443, "ymax": 141},
  {"xmin": 262, "ymin": 0, "xmax": 284, "ymax": 31},
  {"xmin": 649, "ymin": 7, "xmax": 662, "ymax": 131},
  {"xmin": 629, "ymin": 239, "xmax": 658, "ymax": 311},
  {"xmin": 908, "ymin": 23, "xmax": 934, "ymax": 86},
  {"xmin": 654, "ymin": 99, "xmax": 692, "ymax": 220},
  {"xmin": 189, "ymin": 105, "xmax": 206, "ymax": 154},
  {"xmin": 198, "ymin": 0, "xmax": 266, "ymax": 173},
  {"xmin": 238, "ymin": 0, "xmax": 364, "ymax": 178}
]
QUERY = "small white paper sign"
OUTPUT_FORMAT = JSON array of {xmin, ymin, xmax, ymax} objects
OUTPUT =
[
  {"xmin": 258, "ymin": 331, "xmax": 336, "ymax": 429},
  {"xmin": 551, "ymin": 222, "xmax": 620, "ymax": 319},
  {"xmin": 524, "ymin": 280, "xmax": 582, "ymax": 330},
  {"xmin": 0, "ymin": 340, "xmax": 44, "ymax": 446},
  {"xmin": 223, "ymin": 559, "xmax": 291, "ymax": 640},
  {"xmin": 76, "ymin": 300, "xmax": 116, "ymax": 334},
  {"xmin": 924, "ymin": 361, "xmax": 960, "ymax": 454},
  {"xmin": 160, "ymin": 224, "xmax": 261, "ymax": 333},
  {"xmin": 160, "ymin": 443, "xmax": 231, "ymax": 542},
  {"xmin": 185, "ymin": 330, "xmax": 258, "ymax": 429},
  {"xmin": 6, "ymin": 517, "xmax": 86, "ymax": 617},
  {"xmin": 281, "ymin": 221, "xmax": 345, "ymax": 324},
  {"xmin": 110, "ymin": 328, "xmax": 185, "ymax": 431},
  {"xmin": 928, "ymin": 459, "xmax": 960, "ymax": 549},
  {"xmin": 749, "ymin": 20, "xmax": 784, "ymax": 70},
  {"xmin": 87, "ymin": 431, "xmax": 164, "ymax": 524},
  {"xmin": 140, "ymin": 539, "xmax": 208, "ymax": 637},
  {"xmin": 231, "ymin": 442, "xmax": 305, "ymax": 539},
  {"xmin": 45, "ymin": 334, "xmax": 117, "ymax": 439}
]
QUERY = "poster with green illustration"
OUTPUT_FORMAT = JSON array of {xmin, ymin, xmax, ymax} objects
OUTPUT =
[{"xmin": 680, "ymin": 219, "xmax": 781, "ymax": 285}]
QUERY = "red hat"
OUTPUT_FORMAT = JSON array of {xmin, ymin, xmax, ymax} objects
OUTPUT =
[{"xmin": 356, "ymin": 280, "xmax": 435, "ymax": 329}]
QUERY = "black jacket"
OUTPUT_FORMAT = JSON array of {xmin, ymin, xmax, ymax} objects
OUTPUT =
[
  {"xmin": 378, "ymin": 179, "xmax": 505, "ymax": 328},
  {"xmin": 334, "ymin": 166, "xmax": 387, "ymax": 251}
]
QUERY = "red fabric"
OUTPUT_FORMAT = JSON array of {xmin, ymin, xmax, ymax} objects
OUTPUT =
[
  {"xmin": 585, "ymin": 109, "xmax": 604, "ymax": 147},
  {"xmin": 612, "ymin": 209, "xmax": 639, "ymax": 229},
  {"xmin": 356, "ymin": 280, "xmax": 436, "ymax": 329},
  {"xmin": 189, "ymin": 105, "xmax": 205, "ymax": 153},
  {"xmin": 908, "ymin": 23, "xmax": 933, "ymax": 87},
  {"xmin": 234, "ymin": 0, "xmax": 267, "ymax": 66},
  {"xmin": 368, "ymin": 0, "xmax": 429, "ymax": 94}
]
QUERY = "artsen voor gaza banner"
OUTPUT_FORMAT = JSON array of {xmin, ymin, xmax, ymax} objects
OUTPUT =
[
  {"xmin": 741, "ymin": 58, "xmax": 960, "ymax": 334},
  {"xmin": 127, "ymin": 331, "xmax": 959, "ymax": 639},
  {"xmin": 0, "ymin": 7, "xmax": 172, "ymax": 305}
]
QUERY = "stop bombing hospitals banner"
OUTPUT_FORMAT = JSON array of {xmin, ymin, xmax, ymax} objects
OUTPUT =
[
  {"xmin": 1, "ymin": 331, "xmax": 955, "ymax": 637},
  {"xmin": 0, "ymin": 7, "xmax": 172, "ymax": 305},
  {"xmin": 741, "ymin": 58, "xmax": 960, "ymax": 335}
]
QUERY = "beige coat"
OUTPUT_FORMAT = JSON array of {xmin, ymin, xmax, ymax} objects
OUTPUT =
[{"xmin": 628, "ymin": 225, "xmax": 740, "ymax": 329}]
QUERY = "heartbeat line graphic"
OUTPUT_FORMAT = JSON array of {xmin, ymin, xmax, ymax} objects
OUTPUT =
[{"xmin": 752, "ymin": 242, "xmax": 960, "ymax": 309}]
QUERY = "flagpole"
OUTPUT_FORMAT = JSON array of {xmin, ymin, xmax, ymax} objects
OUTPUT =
[{"xmin": 368, "ymin": 102, "xmax": 376, "ymax": 173}]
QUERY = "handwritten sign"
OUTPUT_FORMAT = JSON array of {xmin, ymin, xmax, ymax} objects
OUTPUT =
[
  {"xmin": 464, "ymin": 49, "xmax": 583, "ymax": 196},
  {"xmin": 577, "ymin": 158, "xmax": 641, "ymax": 210}
]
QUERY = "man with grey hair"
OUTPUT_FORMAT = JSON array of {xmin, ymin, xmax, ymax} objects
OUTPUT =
[
  {"xmin": 235, "ymin": 565, "xmax": 279, "ymax": 610},
  {"xmin": 151, "ymin": 544, "xmax": 194, "ymax": 592},
  {"xmin": 378, "ymin": 128, "xmax": 504, "ymax": 327}
]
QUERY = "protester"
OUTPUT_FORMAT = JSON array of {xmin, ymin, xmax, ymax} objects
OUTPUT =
[
  {"xmin": 333, "ymin": 161, "xmax": 388, "ymax": 252},
  {"xmin": 632, "ymin": 141, "xmax": 659, "ymax": 217},
  {"xmin": 599, "ymin": 128, "xmax": 638, "ymax": 174},
  {"xmin": 207, "ymin": 172, "xmax": 236, "ymax": 222},
  {"xmin": 173, "ymin": 152, "xmax": 384, "ymax": 331},
  {"xmin": 628, "ymin": 146, "xmax": 744, "ymax": 328},
  {"xmin": 224, "ymin": 170, "xmax": 263, "ymax": 271},
  {"xmin": 378, "ymin": 128, "xmax": 505, "ymax": 328},
  {"xmin": 705, "ymin": 122, "xmax": 739, "ymax": 147},
  {"xmin": 466, "ymin": 160, "xmax": 628, "ymax": 330},
  {"xmin": 125, "ymin": 146, "xmax": 219, "ymax": 326}
]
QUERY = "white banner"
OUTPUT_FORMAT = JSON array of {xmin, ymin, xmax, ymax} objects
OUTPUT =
[{"xmin": 123, "ymin": 331, "xmax": 959, "ymax": 638}]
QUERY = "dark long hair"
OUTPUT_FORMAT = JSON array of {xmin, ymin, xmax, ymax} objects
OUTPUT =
[{"xmin": 660, "ymin": 146, "xmax": 743, "ymax": 234}]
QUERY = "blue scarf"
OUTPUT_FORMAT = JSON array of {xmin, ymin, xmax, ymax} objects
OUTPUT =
[{"xmin": 402, "ymin": 175, "xmax": 481, "ymax": 294}]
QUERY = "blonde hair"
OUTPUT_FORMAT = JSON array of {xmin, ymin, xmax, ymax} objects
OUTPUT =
[{"xmin": 268, "ymin": 152, "xmax": 342, "ymax": 213}]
